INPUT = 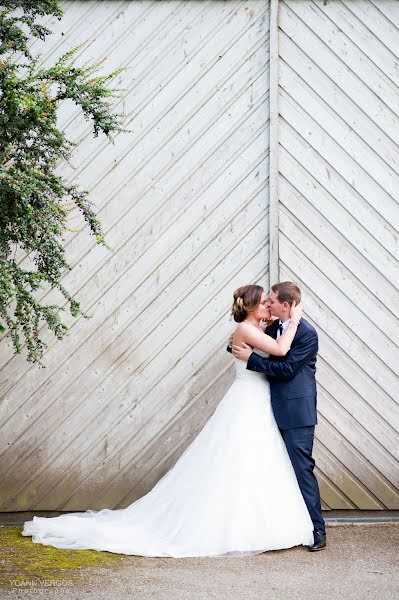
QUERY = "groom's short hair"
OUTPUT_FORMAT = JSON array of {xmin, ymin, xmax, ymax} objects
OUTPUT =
[{"xmin": 271, "ymin": 282, "xmax": 301, "ymax": 305}]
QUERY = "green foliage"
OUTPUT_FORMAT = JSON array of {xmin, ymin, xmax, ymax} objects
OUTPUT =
[
  {"xmin": 0, "ymin": 1, "xmax": 125, "ymax": 365},
  {"xmin": 0, "ymin": 1, "xmax": 63, "ymax": 57}
]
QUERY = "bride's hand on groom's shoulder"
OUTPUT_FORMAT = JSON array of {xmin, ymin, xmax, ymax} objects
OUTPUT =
[{"xmin": 290, "ymin": 301, "xmax": 303, "ymax": 322}]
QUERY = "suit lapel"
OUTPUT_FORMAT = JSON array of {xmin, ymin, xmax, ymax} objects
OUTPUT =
[{"xmin": 266, "ymin": 320, "xmax": 279, "ymax": 340}]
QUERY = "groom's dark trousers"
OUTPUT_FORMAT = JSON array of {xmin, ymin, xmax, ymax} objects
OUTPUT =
[{"xmin": 228, "ymin": 318, "xmax": 325, "ymax": 534}]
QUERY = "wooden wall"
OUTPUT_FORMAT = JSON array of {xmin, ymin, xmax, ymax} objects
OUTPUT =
[{"xmin": 0, "ymin": 0, "xmax": 398, "ymax": 512}]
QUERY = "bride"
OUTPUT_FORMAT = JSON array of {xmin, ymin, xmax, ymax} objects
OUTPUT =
[{"xmin": 22, "ymin": 284, "xmax": 314, "ymax": 557}]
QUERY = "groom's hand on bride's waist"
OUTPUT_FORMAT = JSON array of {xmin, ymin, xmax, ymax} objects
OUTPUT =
[{"xmin": 232, "ymin": 342, "xmax": 252, "ymax": 362}]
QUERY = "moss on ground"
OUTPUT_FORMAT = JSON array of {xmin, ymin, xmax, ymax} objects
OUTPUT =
[{"xmin": 0, "ymin": 525, "xmax": 128, "ymax": 589}]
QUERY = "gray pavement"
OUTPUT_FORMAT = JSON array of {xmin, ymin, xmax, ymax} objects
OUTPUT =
[{"xmin": 0, "ymin": 524, "xmax": 398, "ymax": 599}]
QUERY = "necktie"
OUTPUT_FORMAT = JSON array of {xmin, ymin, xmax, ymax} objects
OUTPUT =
[{"xmin": 278, "ymin": 323, "xmax": 283, "ymax": 336}]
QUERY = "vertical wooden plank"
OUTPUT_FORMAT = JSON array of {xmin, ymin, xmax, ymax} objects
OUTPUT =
[{"xmin": 269, "ymin": 0, "xmax": 279, "ymax": 285}]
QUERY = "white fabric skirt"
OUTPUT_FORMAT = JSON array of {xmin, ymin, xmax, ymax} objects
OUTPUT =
[{"xmin": 22, "ymin": 357, "xmax": 314, "ymax": 557}]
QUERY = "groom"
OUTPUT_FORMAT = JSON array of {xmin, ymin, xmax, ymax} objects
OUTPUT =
[{"xmin": 229, "ymin": 281, "xmax": 326, "ymax": 551}]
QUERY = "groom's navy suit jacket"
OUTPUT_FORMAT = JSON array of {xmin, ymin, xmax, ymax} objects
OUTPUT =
[{"xmin": 228, "ymin": 318, "xmax": 318, "ymax": 430}]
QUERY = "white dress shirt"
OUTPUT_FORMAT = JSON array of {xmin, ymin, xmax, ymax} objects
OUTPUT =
[{"xmin": 276, "ymin": 318, "xmax": 290, "ymax": 339}]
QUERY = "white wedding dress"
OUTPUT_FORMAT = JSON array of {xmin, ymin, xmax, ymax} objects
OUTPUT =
[{"xmin": 22, "ymin": 350, "xmax": 314, "ymax": 557}]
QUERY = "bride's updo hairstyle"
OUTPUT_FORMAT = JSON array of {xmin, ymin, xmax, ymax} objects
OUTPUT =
[{"xmin": 231, "ymin": 284, "xmax": 264, "ymax": 322}]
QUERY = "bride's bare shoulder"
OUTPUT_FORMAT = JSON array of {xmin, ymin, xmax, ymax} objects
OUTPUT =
[
  {"xmin": 234, "ymin": 321, "xmax": 253, "ymax": 334},
  {"xmin": 233, "ymin": 321, "xmax": 256, "ymax": 341}
]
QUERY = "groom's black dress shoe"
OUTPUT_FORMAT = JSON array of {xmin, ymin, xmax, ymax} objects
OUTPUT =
[{"xmin": 308, "ymin": 530, "xmax": 326, "ymax": 552}]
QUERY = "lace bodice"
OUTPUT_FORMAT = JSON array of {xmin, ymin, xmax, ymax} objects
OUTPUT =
[{"xmin": 234, "ymin": 348, "xmax": 269, "ymax": 382}]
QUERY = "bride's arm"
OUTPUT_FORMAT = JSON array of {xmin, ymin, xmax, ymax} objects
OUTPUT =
[
  {"xmin": 227, "ymin": 319, "xmax": 269, "ymax": 353},
  {"xmin": 237, "ymin": 301, "xmax": 303, "ymax": 356},
  {"xmin": 238, "ymin": 320, "xmax": 299, "ymax": 357}
]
